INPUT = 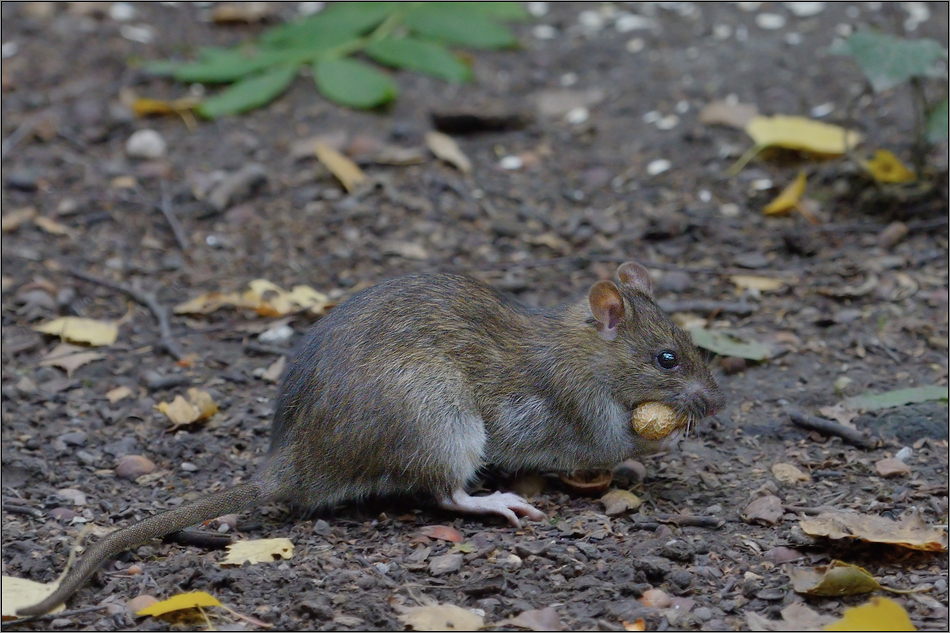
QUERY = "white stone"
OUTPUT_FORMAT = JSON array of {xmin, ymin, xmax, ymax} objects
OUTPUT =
[
  {"xmin": 755, "ymin": 13, "xmax": 786, "ymax": 29},
  {"xmin": 626, "ymin": 37, "xmax": 646, "ymax": 53},
  {"xmin": 810, "ymin": 102, "xmax": 835, "ymax": 118},
  {"xmin": 126, "ymin": 129, "xmax": 167, "ymax": 159},
  {"xmin": 109, "ymin": 2, "xmax": 136, "ymax": 20},
  {"xmin": 655, "ymin": 114, "xmax": 680, "ymax": 130},
  {"xmin": 499, "ymin": 155, "xmax": 523, "ymax": 170},
  {"xmin": 646, "ymin": 159, "xmax": 671, "ymax": 176},
  {"xmin": 1, "ymin": 41, "xmax": 18, "ymax": 59},
  {"xmin": 615, "ymin": 13, "xmax": 655, "ymax": 32},
  {"xmin": 120, "ymin": 24, "xmax": 154, "ymax": 44},
  {"xmin": 565, "ymin": 106, "xmax": 589, "ymax": 124},
  {"xmin": 526, "ymin": 2, "xmax": 549, "ymax": 17},
  {"xmin": 260, "ymin": 325, "xmax": 294, "ymax": 344},
  {"xmin": 532, "ymin": 24, "xmax": 558, "ymax": 40},
  {"xmin": 559, "ymin": 72, "xmax": 578, "ymax": 86},
  {"xmin": 713, "ymin": 24, "xmax": 732, "ymax": 40},
  {"xmin": 297, "ymin": 1, "xmax": 325, "ymax": 16},
  {"xmin": 784, "ymin": 32, "xmax": 803, "ymax": 45},
  {"xmin": 578, "ymin": 10, "xmax": 604, "ymax": 31},
  {"xmin": 783, "ymin": 2, "xmax": 825, "ymax": 17}
]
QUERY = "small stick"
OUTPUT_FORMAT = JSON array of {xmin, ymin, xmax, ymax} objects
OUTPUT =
[
  {"xmin": 2, "ymin": 501, "xmax": 44, "ymax": 518},
  {"xmin": 164, "ymin": 529, "xmax": 232, "ymax": 550},
  {"xmin": 69, "ymin": 271, "xmax": 185, "ymax": 360},
  {"xmin": 158, "ymin": 179, "xmax": 189, "ymax": 252},
  {"xmin": 1, "ymin": 605, "xmax": 110, "ymax": 627},
  {"xmin": 654, "ymin": 514, "xmax": 725, "ymax": 529},
  {"xmin": 244, "ymin": 342, "xmax": 292, "ymax": 356},
  {"xmin": 787, "ymin": 409, "xmax": 878, "ymax": 450},
  {"xmin": 657, "ymin": 300, "xmax": 755, "ymax": 316}
]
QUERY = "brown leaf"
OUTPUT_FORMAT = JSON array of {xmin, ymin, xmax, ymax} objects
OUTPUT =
[
  {"xmin": 260, "ymin": 356, "xmax": 286, "ymax": 383},
  {"xmin": 699, "ymin": 99, "xmax": 759, "ymax": 129},
  {"xmin": 500, "ymin": 607, "xmax": 563, "ymax": 631},
  {"xmin": 800, "ymin": 511, "xmax": 947, "ymax": 552},
  {"xmin": 1, "ymin": 206, "xmax": 37, "ymax": 232},
  {"xmin": 743, "ymin": 495, "xmax": 784, "ymax": 525},
  {"xmin": 106, "ymin": 386, "xmax": 133, "ymax": 403},
  {"xmin": 425, "ymin": 132, "xmax": 472, "ymax": 174},
  {"xmin": 771, "ymin": 463, "xmax": 811, "ymax": 484},
  {"xmin": 875, "ymin": 457, "xmax": 911, "ymax": 477},
  {"xmin": 419, "ymin": 525, "xmax": 464, "ymax": 543},
  {"xmin": 38, "ymin": 343, "xmax": 104, "ymax": 377},
  {"xmin": 314, "ymin": 142, "xmax": 366, "ymax": 192},
  {"xmin": 788, "ymin": 560, "xmax": 881, "ymax": 596},
  {"xmin": 394, "ymin": 603, "xmax": 484, "ymax": 631}
]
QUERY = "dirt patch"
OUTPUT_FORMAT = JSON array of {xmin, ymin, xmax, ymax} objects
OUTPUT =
[{"xmin": 2, "ymin": 2, "xmax": 947, "ymax": 631}]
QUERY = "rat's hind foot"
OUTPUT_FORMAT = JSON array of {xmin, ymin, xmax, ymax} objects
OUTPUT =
[{"xmin": 438, "ymin": 489, "xmax": 546, "ymax": 527}]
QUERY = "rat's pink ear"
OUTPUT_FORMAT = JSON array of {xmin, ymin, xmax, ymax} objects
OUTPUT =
[
  {"xmin": 589, "ymin": 281, "xmax": 625, "ymax": 341},
  {"xmin": 617, "ymin": 262, "xmax": 652, "ymax": 296}
]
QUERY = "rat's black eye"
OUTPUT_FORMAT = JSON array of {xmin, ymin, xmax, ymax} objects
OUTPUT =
[{"xmin": 656, "ymin": 350, "xmax": 679, "ymax": 369}]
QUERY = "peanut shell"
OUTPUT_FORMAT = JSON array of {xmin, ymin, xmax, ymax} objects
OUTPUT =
[{"xmin": 631, "ymin": 402, "xmax": 684, "ymax": 440}]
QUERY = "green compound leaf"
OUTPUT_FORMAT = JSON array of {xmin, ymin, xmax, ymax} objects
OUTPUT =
[
  {"xmin": 261, "ymin": 2, "xmax": 397, "ymax": 48},
  {"xmin": 404, "ymin": 3, "xmax": 518, "ymax": 49},
  {"xmin": 198, "ymin": 64, "xmax": 299, "ymax": 118},
  {"xmin": 170, "ymin": 49, "xmax": 307, "ymax": 83},
  {"xmin": 365, "ymin": 38, "xmax": 472, "ymax": 82},
  {"xmin": 449, "ymin": 2, "xmax": 530, "ymax": 21},
  {"xmin": 844, "ymin": 385, "xmax": 949, "ymax": 411},
  {"xmin": 837, "ymin": 31, "xmax": 948, "ymax": 92},
  {"xmin": 927, "ymin": 98, "xmax": 948, "ymax": 145},
  {"xmin": 313, "ymin": 58, "xmax": 397, "ymax": 109}
]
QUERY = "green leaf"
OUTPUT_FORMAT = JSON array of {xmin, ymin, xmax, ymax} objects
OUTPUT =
[
  {"xmin": 404, "ymin": 4, "xmax": 518, "ymax": 49},
  {"xmin": 688, "ymin": 328, "xmax": 773, "ymax": 361},
  {"xmin": 365, "ymin": 38, "xmax": 472, "ymax": 82},
  {"xmin": 261, "ymin": 2, "xmax": 397, "ymax": 48},
  {"xmin": 844, "ymin": 385, "xmax": 949, "ymax": 411},
  {"xmin": 837, "ymin": 31, "xmax": 948, "ymax": 92},
  {"xmin": 174, "ymin": 49, "xmax": 313, "ymax": 83},
  {"xmin": 446, "ymin": 2, "xmax": 530, "ymax": 21},
  {"xmin": 197, "ymin": 64, "xmax": 299, "ymax": 118},
  {"xmin": 313, "ymin": 58, "xmax": 397, "ymax": 109},
  {"xmin": 926, "ymin": 98, "xmax": 948, "ymax": 145}
]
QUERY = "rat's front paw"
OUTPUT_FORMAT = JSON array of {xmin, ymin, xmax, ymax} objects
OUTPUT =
[{"xmin": 439, "ymin": 490, "xmax": 546, "ymax": 527}]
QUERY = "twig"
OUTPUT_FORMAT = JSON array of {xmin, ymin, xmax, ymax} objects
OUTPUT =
[
  {"xmin": 1, "ymin": 605, "xmax": 110, "ymax": 627},
  {"xmin": 1, "ymin": 112, "xmax": 42, "ymax": 159},
  {"xmin": 787, "ymin": 409, "xmax": 878, "ymax": 450},
  {"xmin": 69, "ymin": 271, "xmax": 185, "ymax": 360},
  {"xmin": 244, "ymin": 342, "xmax": 293, "ymax": 356},
  {"xmin": 159, "ymin": 179, "xmax": 189, "ymax": 252},
  {"xmin": 163, "ymin": 529, "xmax": 232, "ymax": 550},
  {"xmin": 2, "ymin": 501, "xmax": 44, "ymax": 518},
  {"xmin": 654, "ymin": 514, "xmax": 725, "ymax": 529}
]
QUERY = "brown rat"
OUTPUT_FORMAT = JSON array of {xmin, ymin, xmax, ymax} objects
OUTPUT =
[{"xmin": 19, "ymin": 261, "xmax": 724, "ymax": 615}]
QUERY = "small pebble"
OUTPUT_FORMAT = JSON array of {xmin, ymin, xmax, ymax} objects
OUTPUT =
[
  {"xmin": 532, "ymin": 24, "xmax": 557, "ymax": 40},
  {"xmin": 1, "ymin": 41, "xmax": 18, "ymax": 59},
  {"xmin": 259, "ymin": 325, "xmax": 294, "ymax": 344},
  {"xmin": 565, "ymin": 107, "xmax": 589, "ymax": 124},
  {"xmin": 109, "ymin": 2, "xmax": 135, "ymax": 20},
  {"xmin": 180, "ymin": 461, "xmax": 198, "ymax": 472},
  {"xmin": 49, "ymin": 507, "xmax": 80, "ymax": 521},
  {"xmin": 578, "ymin": 10, "xmax": 604, "ymax": 31},
  {"xmin": 641, "ymin": 588, "xmax": 671, "ymax": 608},
  {"xmin": 646, "ymin": 159, "xmax": 671, "ymax": 176},
  {"xmin": 895, "ymin": 446, "xmax": 913, "ymax": 462},
  {"xmin": 810, "ymin": 102, "xmax": 835, "ymax": 118},
  {"xmin": 128, "ymin": 594, "xmax": 159, "ymax": 617},
  {"xmin": 428, "ymin": 553, "xmax": 463, "ymax": 575},
  {"xmin": 756, "ymin": 13, "xmax": 787, "ymax": 29},
  {"xmin": 626, "ymin": 37, "xmax": 645, "ymax": 53},
  {"xmin": 499, "ymin": 155, "xmax": 524, "ymax": 170},
  {"xmin": 116, "ymin": 455, "xmax": 157, "ymax": 479},
  {"xmin": 615, "ymin": 13, "xmax": 655, "ymax": 32},
  {"xmin": 526, "ymin": 2, "xmax": 549, "ymax": 17},
  {"xmin": 126, "ymin": 129, "xmax": 167, "ymax": 159},
  {"xmin": 785, "ymin": 2, "xmax": 826, "ymax": 17},
  {"xmin": 120, "ymin": 24, "xmax": 154, "ymax": 44}
]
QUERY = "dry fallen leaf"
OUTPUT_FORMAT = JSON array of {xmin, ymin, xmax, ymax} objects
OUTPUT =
[
  {"xmin": 34, "ymin": 317, "xmax": 119, "ymax": 346},
  {"xmin": 771, "ymin": 463, "xmax": 811, "ymax": 484},
  {"xmin": 746, "ymin": 115, "xmax": 863, "ymax": 154},
  {"xmin": 1, "ymin": 576, "xmax": 64, "ymax": 618},
  {"xmin": 211, "ymin": 1, "xmax": 272, "ymax": 22},
  {"xmin": 38, "ymin": 342, "xmax": 105, "ymax": 378},
  {"xmin": 601, "ymin": 489, "xmax": 642, "ymax": 515},
  {"xmin": 743, "ymin": 495, "xmax": 784, "ymax": 525},
  {"xmin": 107, "ymin": 385, "xmax": 133, "ymax": 403},
  {"xmin": 395, "ymin": 603, "xmax": 484, "ymax": 632},
  {"xmin": 788, "ymin": 560, "xmax": 881, "ymax": 597},
  {"xmin": 823, "ymin": 597, "xmax": 916, "ymax": 631},
  {"xmin": 220, "ymin": 538, "xmax": 294, "ymax": 566},
  {"xmin": 425, "ymin": 131, "xmax": 472, "ymax": 174},
  {"xmin": 174, "ymin": 279, "xmax": 331, "ymax": 317},
  {"xmin": 745, "ymin": 603, "xmax": 836, "ymax": 631},
  {"xmin": 314, "ymin": 141, "xmax": 367, "ymax": 192},
  {"xmin": 699, "ymin": 99, "xmax": 759, "ymax": 129},
  {"xmin": 33, "ymin": 215, "xmax": 76, "ymax": 237},
  {"xmin": 875, "ymin": 457, "xmax": 911, "ymax": 477},
  {"xmin": 260, "ymin": 355, "xmax": 286, "ymax": 383},
  {"xmin": 419, "ymin": 525, "xmax": 464, "ymax": 543},
  {"xmin": 155, "ymin": 388, "xmax": 218, "ymax": 430},
  {"xmin": 499, "ymin": 607, "xmax": 563, "ymax": 631},
  {"xmin": 800, "ymin": 511, "xmax": 947, "ymax": 552},
  {"xmin": 764, "ymin": 172, "xmax": 807, "ymax": 216},
  {"xmin": 861, "ymin": 149, "xmax": 916, "ymax": 183},
  {"xmin": 135, "ymin": 591, "xmax": 221, "ymax": 617},
  {"xmin": 1, "ymin": 206, "xmax": 38, "ymax": 232},
  {"xmin": 731, "ymin": 275, "xmax": 787, "ymax": 292}
]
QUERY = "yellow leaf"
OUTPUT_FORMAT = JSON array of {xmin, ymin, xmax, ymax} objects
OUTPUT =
[
  {"xmin": 174, "ymin": 280, "xmax": 330, "ymax": 317},
  {"xmin": 34, "ymin": 317, "xmax": 119, "ymax": 346},
  {"xmin": 746, "ymin": 115, "xmax": 863, "ymax": 154},
  {"xmin": 220, "ymin": 538, "xmax": 294, "ymax": 566},
  {"xmin": 763, "ymin": 172, "xmax": 807, "ymax": 216},
  {"xmin": 1, "ymin": 576, "xmax": 63, "ymax": 618},
  {"xmin": 731, "ymin": 275, "xmax": 787, "ymax": 292},
  {"xmin": 155, "ymin": 389, "xmax": 217, "ymax": 430},
  {"xmin": 395, "ymin": 604, "xmax": 484, "ymax": 631},
  {"xmin": 425, "ymin": 131, "xmax": 472, "ymax": 174},
  {"xmin": 135, "ymin": 591, "xmax": 221, "ymax": 617},
  {"xmin": 771, "ymin": 462, "xmax": 811, "ymax": 484},
  {"xmin": 824, "ymin": 597, "xmax": 916, "ymax": 631},
  {"xmin": 789, "ymin": 560, "xmax": 881, "ymax": 596},
  {"xmin": 314, "ymin": 142, "xmax": 366, "ymax": 192},
  {"xmin": 107, "ymin": 386, "xmax": 133, "ymax": 403},
  {"xmin": 862, "ymin": 149, "xmax": 916, "ymax": 183}
]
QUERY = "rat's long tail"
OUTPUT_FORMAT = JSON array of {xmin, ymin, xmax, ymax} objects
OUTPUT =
[{"xmin": 18, "ymin": 482, "xmax": 264, "ymax": 616}]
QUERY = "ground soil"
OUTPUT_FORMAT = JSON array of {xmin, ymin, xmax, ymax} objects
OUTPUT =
[{"xmin": 2, "ymin": 2, "xmax": 948, "ymax": 631}]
